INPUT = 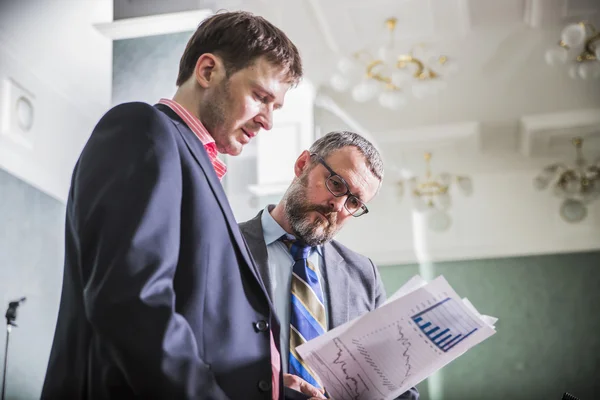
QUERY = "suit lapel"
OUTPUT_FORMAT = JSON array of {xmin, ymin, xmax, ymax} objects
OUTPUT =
[
  {"xmin": 322, "ymin": 242, "xmax": 349, "ymax": 329},
  {"xmin": 155, "ymin": 105, "xmax": 268, "ymax": 296},
  {"xmin": 239, "ymin": 211, "xmax": 274, "ymax": 301}
]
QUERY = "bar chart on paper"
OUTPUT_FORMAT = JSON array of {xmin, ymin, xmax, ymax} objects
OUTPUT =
[{"xmin": 411, "ymin": 297, "xmax": 481, "ymax": 353}]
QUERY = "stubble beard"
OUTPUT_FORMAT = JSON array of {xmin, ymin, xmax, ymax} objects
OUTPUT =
[{"xmin": 202, "ymin": 79, "xmax": 232, "ymax": 154}]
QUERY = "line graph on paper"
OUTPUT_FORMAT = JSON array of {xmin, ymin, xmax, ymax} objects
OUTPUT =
[
  {"xmin": 307, "ymin": 321, "xmax": 415, "ymax": 400},
  {"xmin": 411, "ymin": 297, "xmax": 482, "ymax": 353},
  {"xmin": 308, "ymin": 337, "xmax": 380, "ymax": 400},
  {"xmin": 351, "ymin": 322, "xmax": 416, "ymax": 394}
]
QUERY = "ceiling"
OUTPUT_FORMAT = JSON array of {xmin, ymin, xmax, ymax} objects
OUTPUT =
[
  {"xmin": 272, "ymin": 0, "xmax": 600, "ymax": 162},
  {"xmin": 115, "ymin": 0, "xmax": 600, "ymax": 165}
]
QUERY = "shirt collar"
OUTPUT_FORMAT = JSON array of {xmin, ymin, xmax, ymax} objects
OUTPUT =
[
  {"xmin": 157, "ymin": 98, "xmax": 215, "ymax": 146},
  {"xmin": 261, "ymin": 205, "xmax": 323, "ymax": 256},
  {"xmin": 157, "ymin": 98, "xmax": 227, "ymax": 180}
]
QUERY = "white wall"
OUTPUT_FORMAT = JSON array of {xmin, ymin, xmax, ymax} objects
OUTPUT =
[
  {"xmin": 334, "ymin": 168, "xmax": 600, "ymax": 266},
  {"xmin": 0, "ymin": 0, "xmax": 113, "ymax": 202}
]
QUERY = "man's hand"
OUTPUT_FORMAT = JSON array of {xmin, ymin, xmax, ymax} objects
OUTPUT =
[{"xmin": 284, "ymin": 373, "xmax": 327, "ymax": 399}]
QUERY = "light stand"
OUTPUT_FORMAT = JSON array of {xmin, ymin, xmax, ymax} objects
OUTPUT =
[{"xmin": 1, "ymin": 297, "xmax": 26, "ymax": 400}]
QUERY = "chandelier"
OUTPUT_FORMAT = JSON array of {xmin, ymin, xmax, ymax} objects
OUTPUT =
[
  {"xmin": 544, "ymin": 21, "xmax": 600, "ymax": 79},
  {"xmin": 398, "ymin": 152, "xmax": 472, "ymax": 231},
  {"xmin": 328, "ymin": 17, "xmax": 457, "ymax": 110},
  {"xmin": 534, "ymin": 137, "xmax": 600, "ymax": 223}
]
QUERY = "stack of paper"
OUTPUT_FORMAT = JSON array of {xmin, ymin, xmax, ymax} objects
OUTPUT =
[{"xmin": 296, "ymin": 275, "xmax": 497, "ymax": 400}]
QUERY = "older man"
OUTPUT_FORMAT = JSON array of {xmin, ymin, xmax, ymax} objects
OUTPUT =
[{"xmin": 240, "ymin": 131, "xmax": 419, "ymax": 400}]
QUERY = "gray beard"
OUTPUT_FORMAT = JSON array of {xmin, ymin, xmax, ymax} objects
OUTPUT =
[{"xmin": 283, "ymin": 178, "xmax": 338, "ymax": 246}]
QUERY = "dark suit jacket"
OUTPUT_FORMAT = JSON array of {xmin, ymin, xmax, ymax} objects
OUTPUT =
[
  {"xmin": 239, "ymin": 210, "xmax": 419, "ymax": 400},
  {"xmin": 42, "ymin": 103, "xmax": 281, "ymax": 399}
]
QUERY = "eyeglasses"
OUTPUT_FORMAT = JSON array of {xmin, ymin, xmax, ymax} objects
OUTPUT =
[{"xmin": 311, "ymin": 153, "xmax": 369, "ymax": 217}]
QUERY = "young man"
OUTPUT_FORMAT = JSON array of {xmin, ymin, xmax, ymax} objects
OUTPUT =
[
  {"xmin": 240, "ymin": 131, "xmax": 419, "ymax": 400},
  {"xmin": 42, "ymin": 11, "xmax": 302, "ymax": 400}
]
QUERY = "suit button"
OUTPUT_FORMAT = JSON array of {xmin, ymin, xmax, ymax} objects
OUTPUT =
[
  {"xmin": 254, "ymin": 320, "xmax": 269, "ymax": 332},
  {"xmin": 258, "ymin": 379, "xmax": 272, "ymax": 392}
]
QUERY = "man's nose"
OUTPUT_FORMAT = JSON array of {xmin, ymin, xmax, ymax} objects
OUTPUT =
[
  {"xmin": 328, "ymin": 196, "xmax": 346, "ymax": 213},
  {"xmin": 254, "ymin": 107, "xmax": 273, "ymax": 131}
]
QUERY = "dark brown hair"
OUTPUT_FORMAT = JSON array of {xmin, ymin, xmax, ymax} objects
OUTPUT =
[{"xmin": 176, "ymin": 11, "xmax": 303, "ymax": 86}]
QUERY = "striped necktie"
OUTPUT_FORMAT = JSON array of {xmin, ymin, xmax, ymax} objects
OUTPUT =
[{"xmin": 281, "ymin": 237, "xmax": 326, "ymax": 389}]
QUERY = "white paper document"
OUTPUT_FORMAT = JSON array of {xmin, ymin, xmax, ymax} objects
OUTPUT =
[{"xmin": 296, "ymin": 275, "xmax": 497, "ymax": 400}]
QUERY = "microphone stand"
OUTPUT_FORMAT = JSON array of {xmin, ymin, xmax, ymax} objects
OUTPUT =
[{"xmin": 1, "ymin": 297, "xmax": 26, "ymax": 400}]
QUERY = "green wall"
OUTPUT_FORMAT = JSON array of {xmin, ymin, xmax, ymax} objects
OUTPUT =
[{"xmin": 379, "ymin": 251, "xmax": 600, "ymax": 400}]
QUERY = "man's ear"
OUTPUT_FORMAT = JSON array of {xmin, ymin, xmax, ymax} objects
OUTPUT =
[
  {"xmin": 294, "ymin": 150, "xmax": 312, "ymax": 178},
  {"xmin": 194, "ymin": 53, "xmax": 225, "ymax": 88}
]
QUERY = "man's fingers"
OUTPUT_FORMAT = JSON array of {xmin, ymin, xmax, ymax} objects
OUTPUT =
[
  {"xmin": 300, "ymin": 381, "xmax": 326, "ymax": 398},
  {"xmin": 284, "ymin": 373, "xmax": 303, "ymax": 390},
  {"xmin": 283, "ymin": 373, "xmax": 326, "ymax": 399}
]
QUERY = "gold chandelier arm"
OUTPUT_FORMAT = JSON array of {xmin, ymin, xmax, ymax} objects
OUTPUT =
[
  {"xmin": 366, "ymin": 59, "xmax": 388, "ymax": 83},
  {"xmin": 396, "ymin": 55, "xmax": 426, "ymax": 79},
  {"xmin": 583, "ymin": 31, "xmax": 600, "ymax": 61},
  {"xmin": 365, "ymin": 59, "xmax": 400, "ymax": 89},
  {"xmin": 571, "ymin": 22, "xmax": 600, "ymax": 62}
]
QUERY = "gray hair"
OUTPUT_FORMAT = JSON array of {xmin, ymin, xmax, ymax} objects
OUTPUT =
[{"xmin": 308, "ymin": 131, "xmax": 384, "ymax": 183}]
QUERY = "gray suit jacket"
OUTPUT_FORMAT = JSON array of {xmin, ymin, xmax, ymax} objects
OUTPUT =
[{"xmin": 240, "ymin": 210, "xmax": 419, "ymax": 400}]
